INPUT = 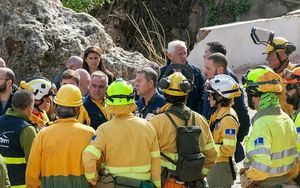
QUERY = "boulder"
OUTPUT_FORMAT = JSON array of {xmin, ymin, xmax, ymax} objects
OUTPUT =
[{"xmin": 0, "ymin": 0, "xmax": 152, "ymax": 82}]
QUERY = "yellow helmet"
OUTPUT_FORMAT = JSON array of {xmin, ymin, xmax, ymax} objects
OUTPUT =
[
  {"xmin": 105, "ymin": 78, "xmax": 134, "ymax": 106},
  {"xmin": 53, "ymin": 84, "xmax": 82, "ymax": 107},
  {"xmin": 284, "ymin": 66, "xmax": 300, "ymax": 84},
  {"xmin": 242, "ymin": 65, "xmax": 283, "ymax": 93},
  {"xmin": 159, "ymin": 72, "xmax": 192, "ymax": 96},
  {"xmin": 265, "ymin": 37, "xmax": 296, "ymax": 55}
]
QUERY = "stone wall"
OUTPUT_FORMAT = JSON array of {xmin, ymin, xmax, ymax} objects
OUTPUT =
[
  {"xmin": 187, "ymin": 11, "xmax": 300, "ymax": 77},
  {"xmin": 0, "ymin": 0, "xmax": 153, "ymax": 82}
]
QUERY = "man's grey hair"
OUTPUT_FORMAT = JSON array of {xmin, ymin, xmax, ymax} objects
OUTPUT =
[
  {"xmin": 91, "ymin": 71, "xmax": 108, "ymax": 86},
  {"xmin": 137, "ymin": 67, "xmax": 158, "ymax": 87},
  {"xmin": 167, "ymin": 40, "xmax": 187, "ymax": 54},
  {"xmin": 55, "ymin": 105, "xmax": 78, "ymax": 118},
  {"xmin": 12, "ymin": 90, "xmax": 34, "ymax": 110}
]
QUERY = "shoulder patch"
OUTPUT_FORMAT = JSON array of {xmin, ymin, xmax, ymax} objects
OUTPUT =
[
  {"xmin": 254, "ymin": 137, "xmax": 264, "ymax": 146},
  {"xmin": 296, "ymin": 127, "xmax": 300, "ymax": 133},
  {"xmin": 225, "ymin": 129, "xmax": 236, "ymax": 135},
  {"xmin": 91, "ymin": 135, "xmax": 97, "ymax": 141}
]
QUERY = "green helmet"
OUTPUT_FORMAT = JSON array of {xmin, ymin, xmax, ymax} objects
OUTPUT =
[
  {"xmin": 242, "ymin": 65, "xmax": 283, "ymax": 93},
  {"xmin": 105, "ymin": 78, "xmax": 134, "ymax": 106}
]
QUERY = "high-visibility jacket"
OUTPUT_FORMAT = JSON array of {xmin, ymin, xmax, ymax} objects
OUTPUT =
[
  {"xmin": 149, "ymin": 103, "xmax": 217, "ymax": 176},
  {"xmin": 209, "ymin": 106, "xmax": 238, "ymax": 163},
  {"xmin": 26, "ymin": 118, "xmax": 95, "ymax": 188},
  {"xmin": 292, "ymin": 109, "xmax": 300, "ymax": 173},
  {"xmin": 278, "ymin": 63, "xmax": 296, "ymax": 116},
  {"xmin": 0, "ymin": 111, "xmax": 30, "ymax": 188},
  {"xmin": 244, "ymin": 106, "xmax": 298, "ymax": 181},
  {"xmin": 82, "ymin": 113, "xmax": 161, "ymax": 187},
  {"xmin": 0, "ymin": 154, "xmax": 10, "ymax": 188},
  {"xmin": 77, "ymin": 97, "xmax": 108, "ymax": 129},
  {"xmin": 29, "ymin": 110, "xmax": 50, "ymax": 129}
]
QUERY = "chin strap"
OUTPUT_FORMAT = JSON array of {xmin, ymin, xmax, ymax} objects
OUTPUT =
[{"xmin": 273, "ymin": 52, "xmax": 289, "ymax": 74}]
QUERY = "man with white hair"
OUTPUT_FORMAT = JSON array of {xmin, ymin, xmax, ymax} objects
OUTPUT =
[
  {"xmin": 159, "ymin": 40, "xmax": 205, "ymax": 112},
  {"xmin": 52, "ymin": 56, "xmax": 83, "ymax": 89},
  {"xmin": 75, "ymin": 69, "xmax": 91, "ymax": 97}
]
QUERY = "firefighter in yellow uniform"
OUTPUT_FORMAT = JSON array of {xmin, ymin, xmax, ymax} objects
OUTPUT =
[
  {"xmin": 265, "ymin": 37, "xmax": 297, "ymax": 115},
  {"xmin": 241, "ymin": 65, "xmax": 298, "ymax": 187},
  {"xmin": 205, "ymin": 74, "xmax": 241, "ymax": 188},
  {"xmin": 284, "ymin": 65, "xmax": 300, "ymax": 185},
  {"xmin": 150, "ymin": 71, "xmax": 218, "ymax": 187},
  {"xmin": 82, "ymin": 78, "xmax": 161, "ymax": 187},
  {"xmin": 19, "ymin": 77, "xmax": 54, "ymax": 129}
]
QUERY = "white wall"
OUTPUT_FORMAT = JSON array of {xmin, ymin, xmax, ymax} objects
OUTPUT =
[{"xmin": 187, "ymin": 12, "xmax": 300, "ymax": 76}]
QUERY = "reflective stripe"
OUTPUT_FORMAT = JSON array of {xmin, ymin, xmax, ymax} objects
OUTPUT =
[
  {"xmin": 106, "ymin": 165, "xmax": 151, "ymax": 174},
  {"xmin": 151, "ymin": 151, "xmax": 160, "ymax": 158},
  {"xmin": 161, "ymin": 159, "xmax": 176, "ymax": 170},
  {"xmin": 85, "ymin": 172, "xmax": 96, "ymax": 180},
  {"xmin": 215, "ymin": 144, "xmax": 221, "ymax": 157},
  {"xmin": 202, "ymin": 167, "xmax": 209, "ymax": 175},
  {"xmin": 223, "ymin": 138, "xmax": 236, "ymax": 146},
  {"xmin": 271, "ymin": 148, "xmax": 297, "ymax": 160},
  {"xmin": 161, "ymin": 152, "xmax": 178, "ymax": 170},
  {"xmin": 247, "ymin": 147, "xmax": 297, "ymax": 160},
  {"xmin": 246, "ymin": 148, "xmax": 270, "ymax": 160},
  {"xmin": 297, "ymin": 135, "xmax": 300, "ymax": 143},
  {"xmin": 11, "ymin": 185, "xmax": 26, "ymax": 188},
  {"xmin": 113, "ymin": 172, "xmax": 151, "ymax": 180},
  {"xmin": 4, "ymin": 157, "xmax": 26, "ymax": 164},
  {"xmin": 84, "ymin": 145, "xmax": 101, "ymax": 158},
  {"xmin": 152, "ymin": 180, "xmax": 161, "ymax": 187},
  {"xmin": 251, "ymin": 160, "xmax": 296, "ymax": 174},
  {"xmin": 203, "ymin": 141, "xmax": 215, "ymax": 150}
]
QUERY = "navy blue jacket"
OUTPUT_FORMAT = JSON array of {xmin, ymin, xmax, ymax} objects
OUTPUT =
[
  {"xmin": 159, "ymin": 60, "xmax": 205, "ymax": 112},
  {"xmin": 135, "ymin": 92, "xmax": 166, "ymax": 120},
  {"xmin": 0, "ymin": 93, "xmax": 14, "ymax": 116}
]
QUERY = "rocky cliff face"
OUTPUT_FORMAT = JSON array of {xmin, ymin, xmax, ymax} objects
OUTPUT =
[{"xmin": 0, "ymin": 0, "xmax": 152, "ymax": 82}]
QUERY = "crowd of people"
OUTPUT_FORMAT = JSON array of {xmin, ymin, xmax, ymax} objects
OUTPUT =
[{"xmin": 0, "ymin": 36, "xmax": 299, "ymax": 188}]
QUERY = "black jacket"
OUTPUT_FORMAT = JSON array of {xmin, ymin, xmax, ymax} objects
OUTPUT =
[{"xmin": 159, "ymin": 60, "xmax": 205, "ymax": 112}]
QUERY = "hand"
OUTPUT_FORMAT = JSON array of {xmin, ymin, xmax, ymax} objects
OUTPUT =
[
  {"xmin": 240, "ymin": 173, "xmax": 255, "ymax": 188},
  {"xmin": 239, "ymin": 167, "xmax": 249, "ymax": 175}
]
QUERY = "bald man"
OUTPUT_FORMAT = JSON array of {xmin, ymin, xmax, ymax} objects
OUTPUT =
[
  {"xmin": 75, "ymin": 69, "xmax": 90, "ymax": 97},
  {"xmin": 0, "ymin": 58, "xmax": 6, "ymax": 67},
  {"xmin": 52, "ymin": 56, "xmax": 83, "ymax": 89}
]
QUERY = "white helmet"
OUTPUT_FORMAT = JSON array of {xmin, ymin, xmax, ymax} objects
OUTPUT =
[
  {"xmin": 20, "ymin": 77, "xmax": 53, "ymax": 100},
  {"xmin": 206, "ymin": 74, "xmax": 241, "ymax": 99}
]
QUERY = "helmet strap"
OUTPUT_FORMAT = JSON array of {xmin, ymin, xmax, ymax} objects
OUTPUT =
[
  {"xmin": 273, "ymin": 52, "xmax": 289, "ymax": 74},
  {"xmin": 34, "ymin": 99, "xmax": 44, "ymax": 113}
]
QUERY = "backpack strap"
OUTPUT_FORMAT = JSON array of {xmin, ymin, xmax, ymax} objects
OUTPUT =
[
  {"xmin": 165, "ymin": 111, "xmax": 178, "ymax": 129},
  {"xmin": 210, "ymin": 114, "xmax": 239, "ymax": 132},
  {"xmin": 160, "ymin": 152, "xmax": 177, "ymax": 165}
]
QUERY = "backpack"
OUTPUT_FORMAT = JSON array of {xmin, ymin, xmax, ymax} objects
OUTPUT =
[{"xmin": 161, "ymin": 104, "xmax": 206, "ymax": 182}]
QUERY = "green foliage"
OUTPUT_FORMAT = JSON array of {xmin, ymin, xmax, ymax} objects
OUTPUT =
[
  {"xmin": 206, "ymin": 0, "xmax": 252, "ymax": 26},
  {"xmin": 61, "ymin": 0, "xmax": 110, "ymax": 12}
]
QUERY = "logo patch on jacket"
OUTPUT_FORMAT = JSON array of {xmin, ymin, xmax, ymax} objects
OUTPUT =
[
  {"xmin": 254, "ymin": 137, "xmax": 264, "ymax": 146},
  {"xmin": 91, "ymin": 135, "xmax": 97, "ymax": 141},
  {"xmin": 225, "ymin": 129, "xmax": 236, "ymax": 135},
  {"xmin": 296, "ymin": 127, "xmax": 300, "ymax": 133}
]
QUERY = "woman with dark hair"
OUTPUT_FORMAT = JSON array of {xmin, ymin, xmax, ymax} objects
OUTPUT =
[{"xmin": 82, "ymin": 46, "xmax": 114, "ymax": 84}]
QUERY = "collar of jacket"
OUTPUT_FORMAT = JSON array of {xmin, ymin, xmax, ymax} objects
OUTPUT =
[
  {"xmin": 258, "ymin": 92, "xmax": 279, "ymax": 110},
  {"xmin": 251, "ymin": 106, "xmax": 282, "ymax": 124},
  {"xmin": 5, "ymin": 108, "xmax": 31, "ymax": 122},
  {"xmin": 209, "ymin": 106, "xmax": 232, "ymax": 125},
  {"xmin": 105, "ymin": 103, "xmax": 137, "ymax": 115},
  {"xmin": 54, "ymin": 117, "xmax": 78, "ymax": 124}
]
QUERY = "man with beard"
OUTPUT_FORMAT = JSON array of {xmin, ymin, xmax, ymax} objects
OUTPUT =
[
  {"xmin": 284, "ymin": 66, "xmax": 300, "ymax": 185},
  {"xmin": 0, "ymin": 67, "xmax": 15, "ymax": 115},
  {"xmin": 240, "ymin": 65, "xmax": 298, "ymax": 187}
]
